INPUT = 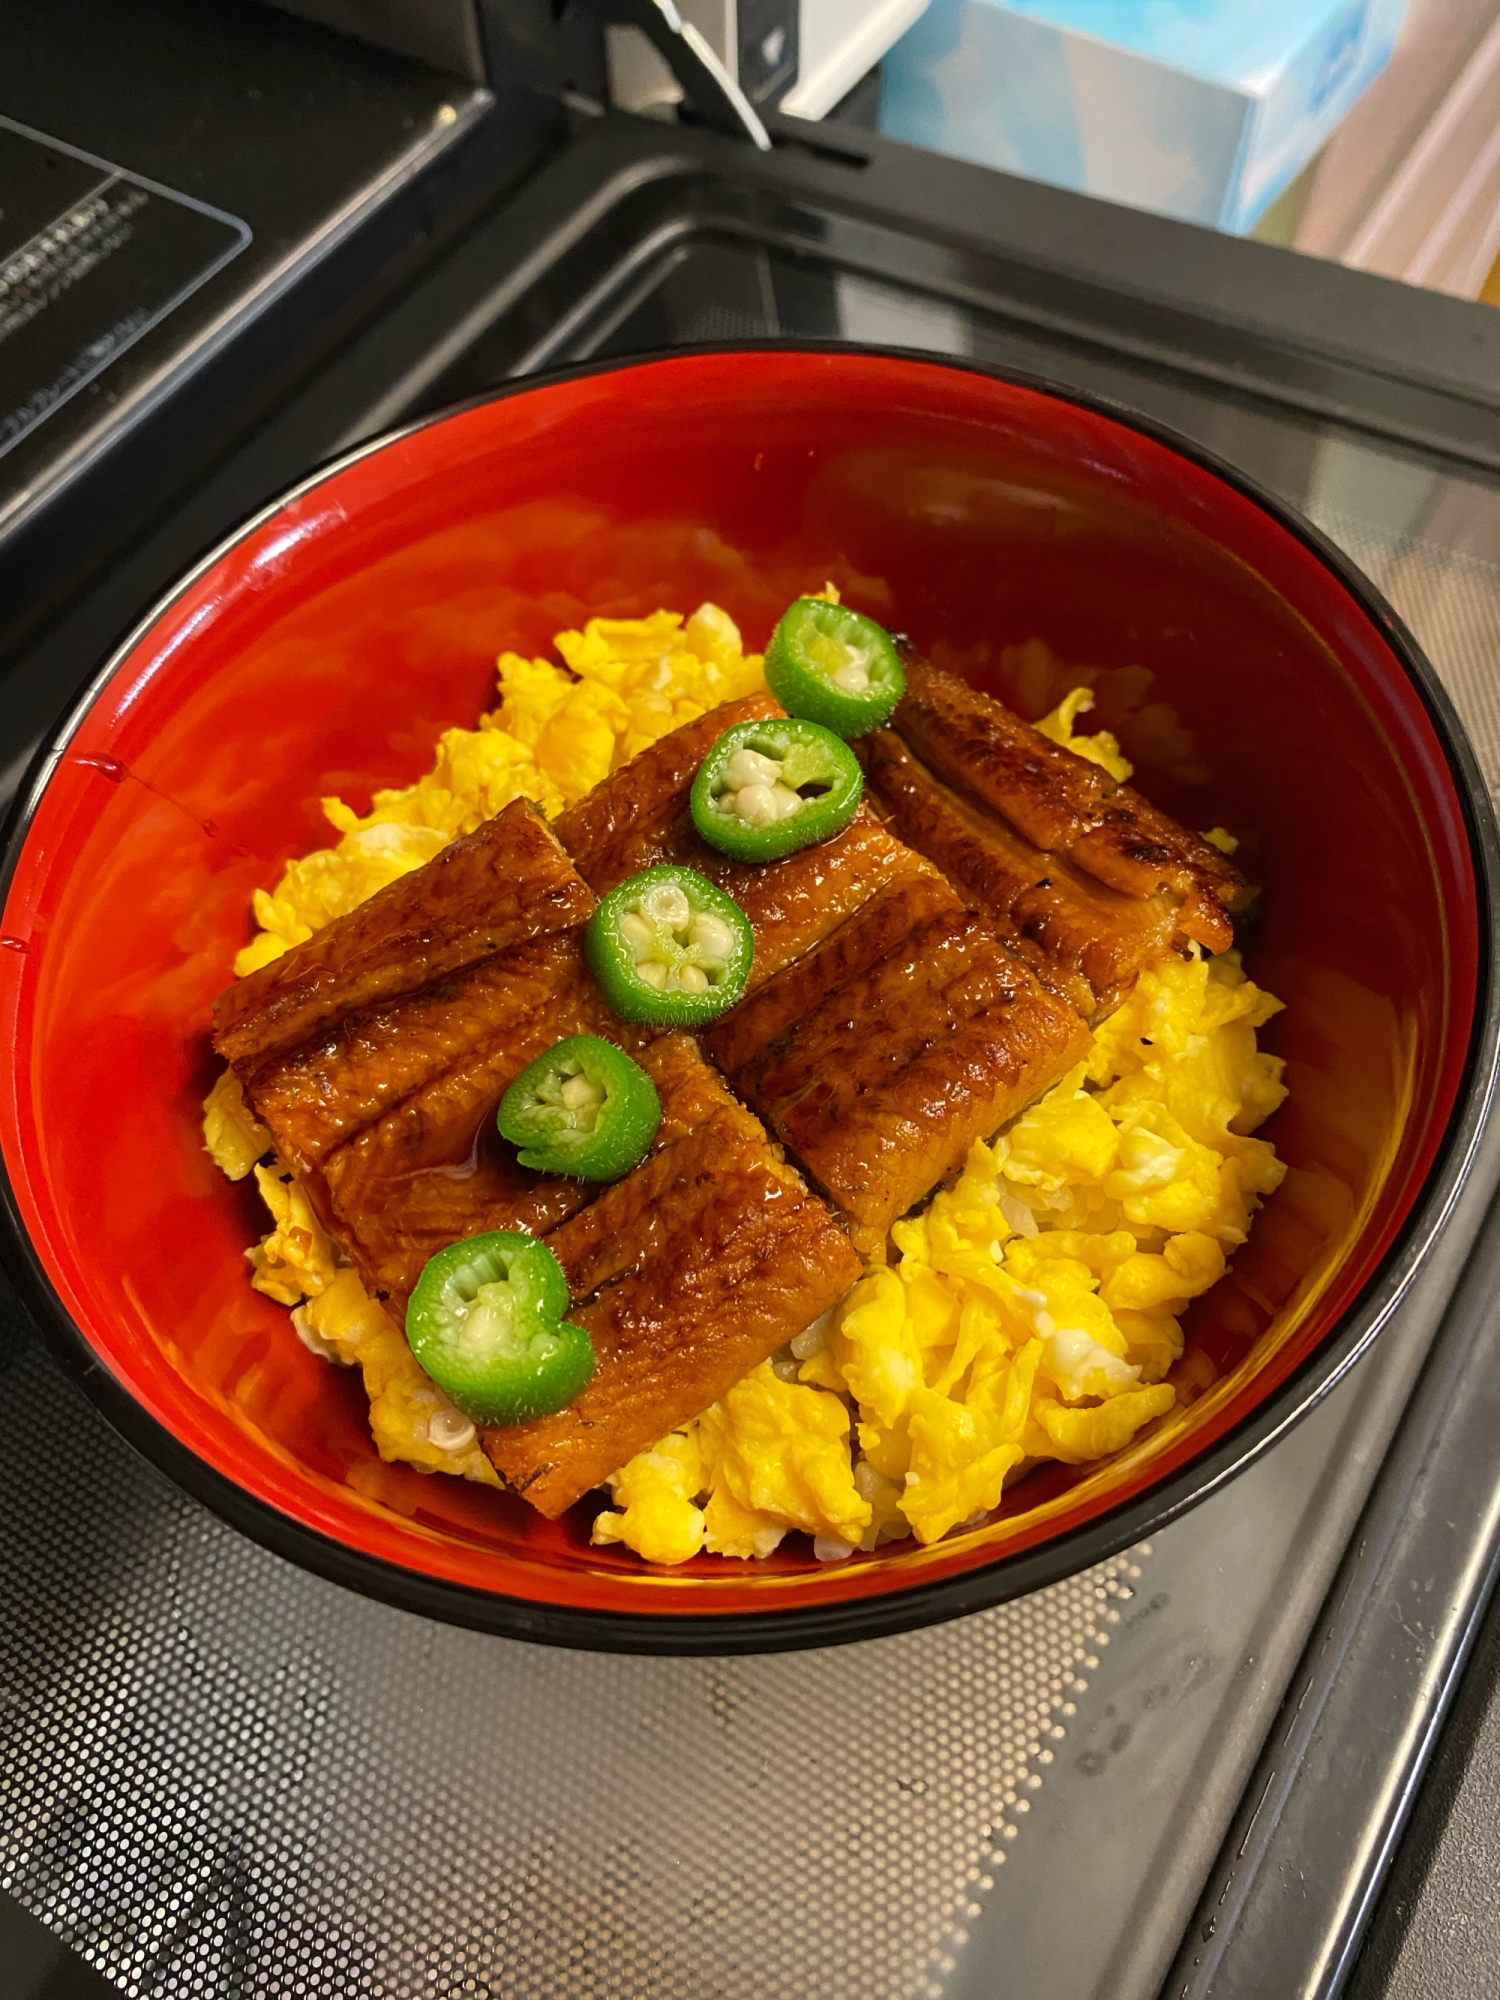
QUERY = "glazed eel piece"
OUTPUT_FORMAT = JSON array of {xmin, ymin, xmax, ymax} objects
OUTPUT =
[
  {"xmin": 481, "ymin": 1034, "xmax": 862, "ymax": 1517},
  {"xmin": 214, "ymin": 798, "xmax": 594, "ymax": 1067},
  {"xmin": 212, "ymin": 808, "xmax": 859, "ymax": 1515},
  {"xmin": 864, "ymin": 655, "xmax": 1255, "ymax": 1017},
  {"xmin": 861, "ymin": 730, "xmax": 1175, "ymax": 1019},
  {"xmin": 556, "ymin": 699, "xmax": 1088, "ymax": 1243},
  {"xmin": 238, "ymin": 933, "xmax": 601, "ymax": 1177},
  {"xmin": 705, "ymin": 873, "xmax": 1089, "ymax": 1242},
  {"xmin": 313, "ymin": 936, "xmax": 609, "ymax": 1302},
  {"xmin": 215, "ymin": 805, "xmax": 605, "ymax": 1300},
  {"xmin": 554, "ymin": 693, "xmax": 930, "ymax": 987}
]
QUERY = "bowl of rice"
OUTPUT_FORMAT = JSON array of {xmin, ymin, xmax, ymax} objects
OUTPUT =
[{"xmin": 0, "ymin": 347, "xmax": 1493, "ymax": 1652}]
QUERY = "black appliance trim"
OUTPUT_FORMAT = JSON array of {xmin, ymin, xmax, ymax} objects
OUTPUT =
[
  {"xmin": 380, "ymin": 111, "xmax": 1500, "ymax": 478},
  {"xmin": 0, "ymin": 20, "xmax": 558, "ymax": 675},
  {"xmin": 1164, "ymin": 1193, "xmax": 1500, "ymax": 1997}
]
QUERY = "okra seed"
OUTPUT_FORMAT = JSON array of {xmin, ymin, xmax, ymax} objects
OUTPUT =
[
  {"xmin": 638, "ymin": 883, "xmax": 692, "ymax": 928},
  {"xmin": 688, "ymin": 912, "xmax": 736, "ymax": 959},
  {"xmin": 735, "ymin": 779, "xmax": 804, "ymax": 826},
  {"xmin": 677, "ymin": 964, "xmax": 710, "ymax": 995},
  {"xmin": 724, "ymin": 746, "xmax": 781, "ymax": 790},
  {"xmin": 734, "ymin": 781, "xmax": 781, "ymax": 826},
  {"xmin": 459, "ymin": 1295, "xmax": 510, "ymax": 1353},
  {"xmin": 427, "ymin": 1405, "xmax": 476, "ymax": 1451},
  {"xmin": 790, "ymin": 1314, "xmax": 829, "ymax": 1359},
  {"xmin": 559, "ymin": 1074, "xmax": 601, "ymax": 1111},
  {"xmin": 832, "ymin": 657, "xmax": 871, "ymax": 694},
  {"xmin": 619, "ymin": 911, "xmax": 654, "ymax": 956},
  {"xmin": 637, "ymin": 960, "xmax": 669, "ymax": 990}
]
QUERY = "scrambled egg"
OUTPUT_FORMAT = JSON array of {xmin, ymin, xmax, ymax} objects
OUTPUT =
[
  {"xmin": 200, "ymin": 1069, "xmax": 271, "ymax": 1182},
  {"xmin": 202, "ymin": 1125, "xmax": 501, "ymax": 1489},
  {"xmin": 301, "ymin": 1272, "xmax": 500, "ymax": 1488},
  {"xmin": 1033, "ymin": 685, "xmax": 1132, "ymax": 783},
  {"xmin": 205, "ymin": 601, "xmax": 1288, "ymax": 1566},
  {"xmin": 245, "ymin": 1161, "xmax": 335, "ymax": 1306},
  {"xmin": 235, "ymin": 602, "xmax": 767, "ymax": 974}
]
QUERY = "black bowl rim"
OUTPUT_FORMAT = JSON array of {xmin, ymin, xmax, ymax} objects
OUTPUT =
[{"xmin": 2, "ymin": 340, "xmax": 1496, "ymax": 1657}]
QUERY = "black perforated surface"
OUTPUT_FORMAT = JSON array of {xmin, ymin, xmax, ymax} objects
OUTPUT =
[{"xmin": 0, "ymin": 1281, "xmax": 1153, "ymax": 1997}]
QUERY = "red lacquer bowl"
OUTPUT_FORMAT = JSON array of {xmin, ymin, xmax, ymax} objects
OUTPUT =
[{"xmin": 1, "ymin": 348, "xmax": 1495, "ymax": 1653}]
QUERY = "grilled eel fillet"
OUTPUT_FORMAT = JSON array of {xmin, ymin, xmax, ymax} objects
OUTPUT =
[
  {"xmin": 311, "ymin": 935, "xmax": 607, "ymax": 1300},
  {"xmin": 705, "ymin": 873, "xmax": 1089, "ymax": 1240},
  {"xmin": 555, "ymin": 693, "xmax": 929, "ymax": 986},
  {"xmin": 214, "ymin": 802, "xmax": 606, "ymax": 1299},
  {"xmin": 864, "ymin": 657, "xmax": 1254, "ymax": 1017},
  {"xmin": 215, "ymin": 798, "xmax": 593, "ymax": 1068},
  {"xmin": 555, "ymin": 700, "xmax": 1089, "ymax": 1241},
  {"xmin": 481, "ymin": 1033, "xmax": 862, "ymax": 1517},
  {"xmin": 212, "ymin": 808, "xmax": 859, "ymax": 1517}
]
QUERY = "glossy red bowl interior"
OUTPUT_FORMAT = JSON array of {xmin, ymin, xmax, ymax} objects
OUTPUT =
[{"xmin": 0, "ymin": 349, "xmax": 1486, "ymax": 1651}]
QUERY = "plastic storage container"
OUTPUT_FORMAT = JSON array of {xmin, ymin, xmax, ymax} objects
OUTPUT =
[{"xmin": 879, "ymin": 0, "xmax": 1410, "ymax": 231}]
